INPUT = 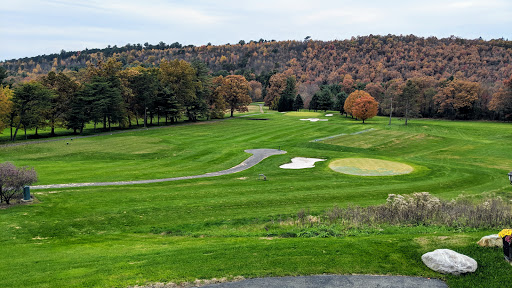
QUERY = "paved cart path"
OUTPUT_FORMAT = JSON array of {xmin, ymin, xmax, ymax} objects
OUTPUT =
[
  {"xmin": 32, "ymin": 149, "xmax": 286, "ymax": 190},
  {"xmin": 199, "ymin": 275, "xmax": 447, "ymax": 288}
]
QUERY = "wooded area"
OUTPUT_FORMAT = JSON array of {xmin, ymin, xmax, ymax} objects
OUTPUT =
[{"xmin": 2, "ymin": 34, "xmax": 512, "ymax": 141}]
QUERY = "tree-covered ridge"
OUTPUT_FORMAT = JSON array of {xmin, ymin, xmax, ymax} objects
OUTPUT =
[
  {"xmin": 2, "ymin": 35, "xmax": 512, "ymax": 86},
  {"xmin": 2, "ymin": 34, "xmax": 512, "ymax": 138}
]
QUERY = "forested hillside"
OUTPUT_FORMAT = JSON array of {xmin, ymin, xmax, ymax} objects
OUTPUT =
[
  {"xmin": 3, "ymin": 35, "xmax": 512, "ymax": 85},
  {"xmin": 2, "ymin": 34, "xmax": 512, "ymax": 140}
]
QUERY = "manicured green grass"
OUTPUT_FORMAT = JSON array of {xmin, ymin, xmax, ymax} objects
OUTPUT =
[{"xmin": 1, "ymin": 111, "xmax": 512, "ymax": 287}]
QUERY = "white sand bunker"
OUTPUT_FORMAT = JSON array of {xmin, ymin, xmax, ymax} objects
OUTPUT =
[
  {"xmin": 300, "ymin": 118, "xmax": 328, "ymax": 122},
  {"xmin": 329, "ymin": 158, "xmax": 413, "ymax": 176},
  {"xmin": 280, "ymin": 157, "xmax": 326, "ymax": 169},
  {"xmin": 325, "ymin": 114, "xmax": 333, "ymax": 117}
]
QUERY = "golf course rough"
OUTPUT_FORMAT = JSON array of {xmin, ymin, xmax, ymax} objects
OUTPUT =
[{"xmin": 329, "ymin": 158, "xmax": 414, "ymax": 176}]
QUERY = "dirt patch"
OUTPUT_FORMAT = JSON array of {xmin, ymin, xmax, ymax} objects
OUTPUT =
[
  {"xmin": 131, "ymin": 276, "xmax": 246, "ymax": 288},
  {"xmin": 415, "ymin": 235, "xmax": 473, "ymax": 249}
]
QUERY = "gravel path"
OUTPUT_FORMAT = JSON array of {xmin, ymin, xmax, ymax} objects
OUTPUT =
[
  {"xmin": 200, "ymin": 275, "xmax": 447, "ymax": 288},
  {"xmin": 31, "ymin": 149, "xmax": 287, "ymax": 190}
]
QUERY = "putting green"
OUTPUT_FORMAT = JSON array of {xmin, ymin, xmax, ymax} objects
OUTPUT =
[{"xmin": 329, "ymin": 158, "xmax": 414, "ymax": 176}]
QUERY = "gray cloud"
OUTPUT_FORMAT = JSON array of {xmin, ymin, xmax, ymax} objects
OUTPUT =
[{"xmin": 1, "ymin": 0, "xmax": 511, "ymax": 60}]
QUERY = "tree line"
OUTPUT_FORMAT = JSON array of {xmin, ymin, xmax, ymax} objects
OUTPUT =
[
  {"xmin": 259, "ymin": 68, "xmax": 512, "ymax": 122},
  {"xmin": 2, "ymin": 55, "xmax": 512, "ymax": 142},
  {"xmin": 0, "ymin": 59, "xmax": 252, "ymax": 141},
  {"xmin": 3, "ymin": 35, "xmax": 512, "ymax": 121}
]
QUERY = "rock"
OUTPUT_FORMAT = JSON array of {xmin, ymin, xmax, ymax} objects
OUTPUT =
[
  {"xmin": 477, "ymin": 234, "xmax": 503, "ymax": 247},
  {"xmin": 421, "ymin": 249, "xmax": 477, "ymax": 275}
]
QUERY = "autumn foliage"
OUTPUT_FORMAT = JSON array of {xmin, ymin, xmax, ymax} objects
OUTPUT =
[
  {"xmin": 0, "ymin": 86, "xmax": 13, "ymax": 132},
  {"xmin": 434, "ymin": 78, "xmax": 481, "ymax": 119},
  {"xmin": 215, "ymin": 75, "xmax": 251, "ymax": 117},
  {"xmin": 344, "ymin": 90, "xmax": 370, "ymax": 117},
  {"xmin": 352, "ymin": 95, "xmax": 379, "ymax": 123}
]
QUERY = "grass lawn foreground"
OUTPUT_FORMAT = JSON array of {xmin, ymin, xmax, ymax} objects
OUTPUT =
[{"xmin": 1, "ymin": 109, "xmax": 512, "ymax": 287}]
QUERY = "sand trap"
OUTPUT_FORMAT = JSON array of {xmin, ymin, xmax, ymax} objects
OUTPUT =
[
  {"xmin": 329, "ymin": 158, "xmax": 413, "ymax": 176},
  {"xmin": 325, "ymin": 114, "xmax": 333, "ymax": 117},
  {"xmin": 300, "ymin": 118, "xmax": 328, "ymax": 122},
  {"xmin": 280, "ymin": 157, "xmax": 326, "ymax": 169}
]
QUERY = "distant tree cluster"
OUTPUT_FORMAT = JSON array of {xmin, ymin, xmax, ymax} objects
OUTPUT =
[
  {"xmin": 1, "ymin": 58, "xmax": 252, "ymax": 140},
  {"xmin": 3, "ymin": 35, "xmax": 512, "ymax": 124}
]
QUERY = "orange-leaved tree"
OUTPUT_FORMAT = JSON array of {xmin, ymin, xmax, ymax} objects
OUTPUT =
[
  {"xmin": 264, "ymin": 73, "xmax": 287, "ymax": 110},
  {"xmin": 434, "ymin": 78, "xmax": 481, "ymax": 119},
  {"xmin": 489, "ymin": 75, "xmax": 512, "ymax": 120},
  {"xmin": 344, "ymin": 90, "xmax": 370, "ymax": 118},
  {"xmin": 352, "ymin": 94, "xmax": 379, "ymax": 124}
]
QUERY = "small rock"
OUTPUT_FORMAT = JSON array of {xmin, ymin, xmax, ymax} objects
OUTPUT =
[
  {"xmin": 422, "ymin": 249, "xmax": 477, "ymax": 275},
  {"xmin": 477, "ymin": 234, "xmax": 503, "ymax": 247}
]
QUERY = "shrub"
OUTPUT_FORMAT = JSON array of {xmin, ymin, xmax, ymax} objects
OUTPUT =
[
  {"xmin": 305, "ymin": 192, "xmax": 512, "ymax": 230},
  {"xmin": 0, "ymin": 162, "xmax": 38, "ymax": 205}
]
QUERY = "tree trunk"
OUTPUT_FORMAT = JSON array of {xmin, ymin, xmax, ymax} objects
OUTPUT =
[
  {"xmin": 388, "ymin": 100, "xmax": 393, "ymax": 125},
  {"xmin": 103, "ymin": 115, "xmax": 107, "ymax": 130},
  {"xmin": 230, "ymin": 108, "xmax": 234, "ymax": 117},
  {"xmin": 12, "ymin": 113, "xmax": 24, "ymax": 141},
  {"xmin": 144, "ymin": 107, "xmax": 147, "ymax": 128},
  {"xmin": 24, "ymin": 127, "xmax": 27, "ymax": 140},
  {"xmin": 51, "ymin": 125, "xmax": 55, "ymax": 136},
  {"xmin": 405, "ymin": 99, "xmax": 409, "ymax": 126},
  {"xmin": 35, "ymin": 127, "xmax": 39, "ymax": 136}
]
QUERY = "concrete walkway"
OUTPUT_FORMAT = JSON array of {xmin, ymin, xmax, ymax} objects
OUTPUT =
[
  {"xmin": 31, "ymin": 149, "xmax": 287, "ymax": 190},
  {"xmin": 258, "ymin": 104, "xmax": 264, "ymax": 113},
  {"xmin": 200, "ymin": 275, "xmax": 448, "ymax": 288}
]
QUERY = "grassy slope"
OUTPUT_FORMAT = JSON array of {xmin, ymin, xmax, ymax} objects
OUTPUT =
[{"xmin": 1, "ymin": 110, "xmax": 512, "ymax": 287}]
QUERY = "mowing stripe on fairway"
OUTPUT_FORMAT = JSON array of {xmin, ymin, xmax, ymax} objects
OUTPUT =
[{"xmin": 31, "ymin": 149, "xmax": 287, "ymax": 189}]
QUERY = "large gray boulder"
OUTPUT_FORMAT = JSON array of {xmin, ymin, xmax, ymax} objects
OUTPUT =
[
  {"xmin": 421, "ymin": 249, "xmax": 477, "ymax": 275},
  {"xmin": 477, "ymin": 234, "xmax": 503, "ymax": 247}
]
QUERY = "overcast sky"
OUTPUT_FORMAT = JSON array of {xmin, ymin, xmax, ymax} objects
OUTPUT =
[{"xmin": 1, "ymin": 0, "xmax": 511, "ymax": 61}]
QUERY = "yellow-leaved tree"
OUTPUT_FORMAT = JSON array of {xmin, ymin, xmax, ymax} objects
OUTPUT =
[
  {"xmin": 0, "ymin": 85, "xmax": 13, "ymax": 133},
  {"xmin": 216, "ymin": 75, "xmax": 251, "ymax": 117}
]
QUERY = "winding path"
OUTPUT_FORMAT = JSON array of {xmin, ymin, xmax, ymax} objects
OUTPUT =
[{"xmin": 31, "ymin": 149, "xmax": 287, "ymax": 190}]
